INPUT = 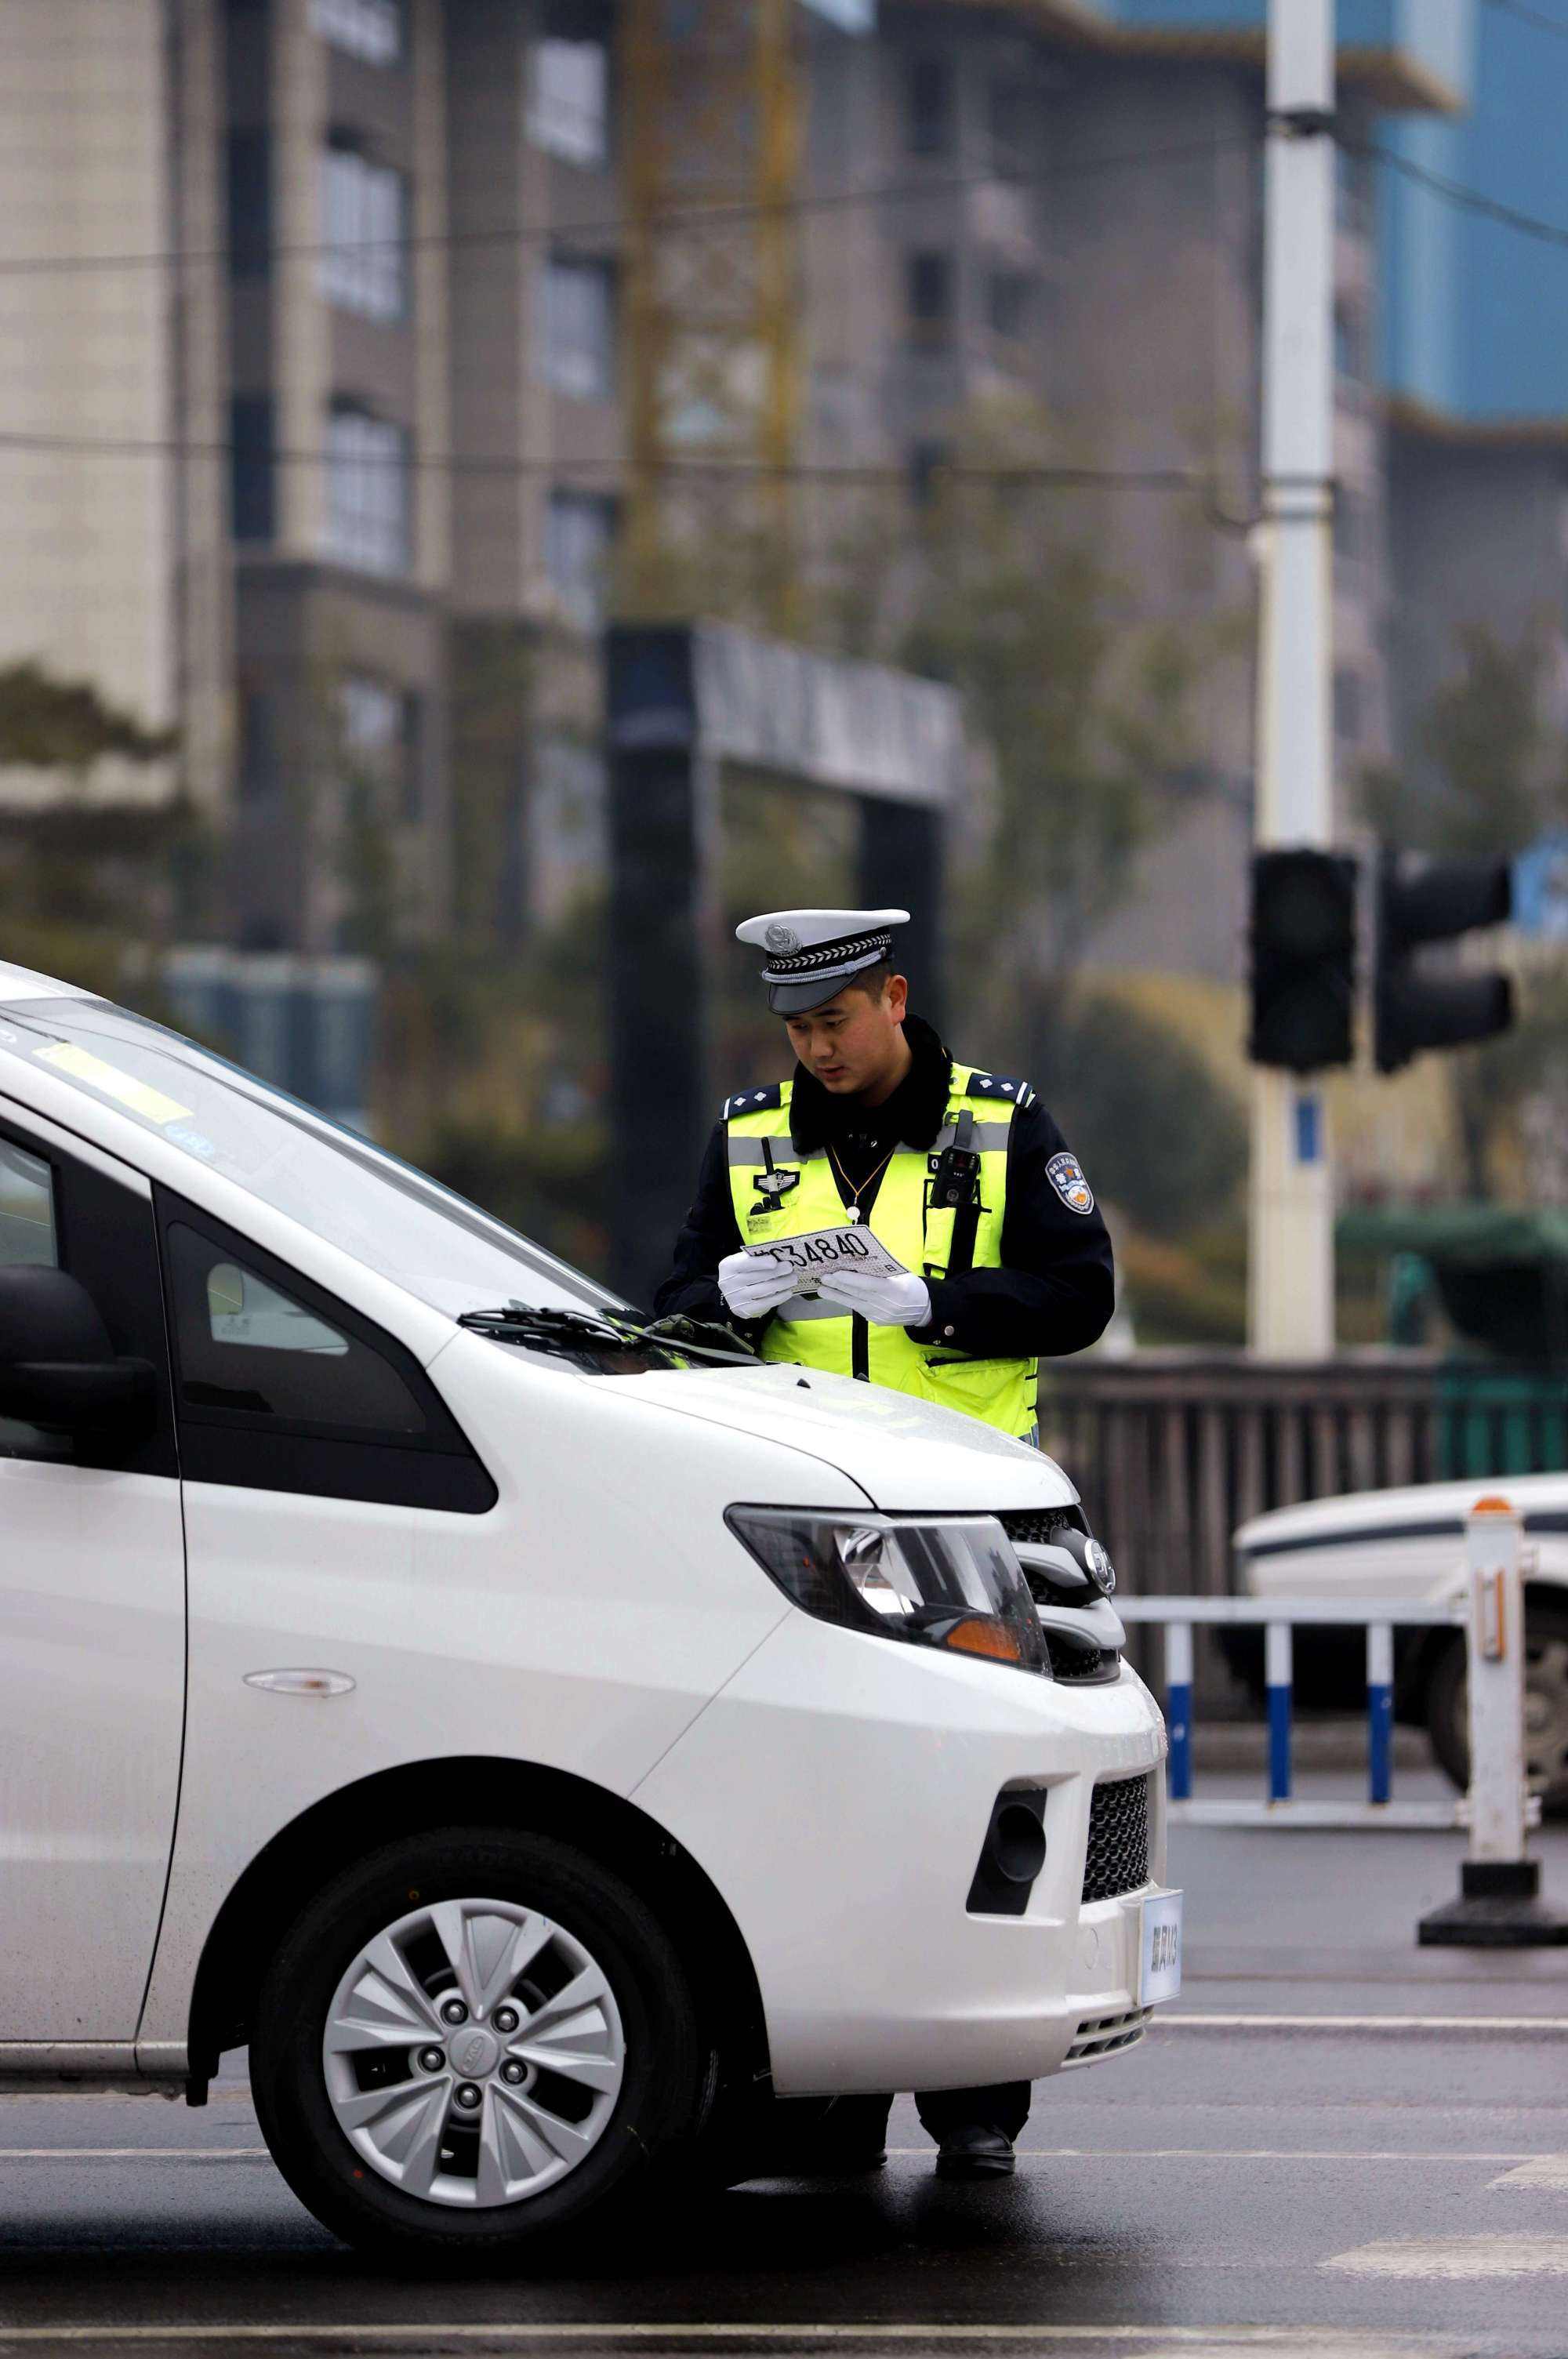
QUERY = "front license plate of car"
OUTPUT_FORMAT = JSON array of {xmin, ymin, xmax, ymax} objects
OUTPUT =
[{"xmin": 1139, "ymin": 1889, "xmax": 1183, "ymax": 2004}]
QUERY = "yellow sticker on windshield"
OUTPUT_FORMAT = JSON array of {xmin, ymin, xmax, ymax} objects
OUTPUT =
[{"xmin": 34, "ymin": 1041, "xmax": 193, "ymax": 1127}]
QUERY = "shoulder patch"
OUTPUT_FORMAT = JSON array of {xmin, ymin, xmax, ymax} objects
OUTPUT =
[
  {"xmin": 723, "ymin": 1082, "xmax": 783, "ymax": 1121},
  {"xmin": 1046, "ymin": 1149, "xmax": 1095, "ymax": 1216},
  {"xmin": 966, "ymin": 1070, "xmax": 1036, "ymax": 1109}
]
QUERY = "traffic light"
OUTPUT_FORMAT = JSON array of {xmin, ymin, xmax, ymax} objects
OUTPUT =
[
  {"xmin": 1248, "ymin": 848, "xmax": 1358, "ymax": 1071},
  {"xmin": 1373, "ymin": 851, "xmax": 1514, "ymax": 1073}
]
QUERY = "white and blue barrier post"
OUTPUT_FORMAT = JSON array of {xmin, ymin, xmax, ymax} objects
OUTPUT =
[
  {"xmin": 1120, "ymin": 1594, "xmax": 1475, "ymax": 1828},
  {"xmin": 1420, "ymin": 1497, "xmax": 1566, "ymax": 1945},
  {"xmin": 1265, "ymin": 1621, "xmax": 1292, "ymax": 1803},
  {"xmin": 1165, "ymin": 1623, "xmax": 1193, "ymax": 1801}
]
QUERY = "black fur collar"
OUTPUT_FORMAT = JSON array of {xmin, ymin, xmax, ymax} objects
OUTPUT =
[{"xmin": 789, "ymin": 1013, "xmax": 953, "ymax": 1151}]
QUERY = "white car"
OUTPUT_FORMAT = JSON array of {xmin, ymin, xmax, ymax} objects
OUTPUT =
[
  {"xmin": 0, "ymin": 960, "xmax": 1174, "ymax": 2262},
  {"xmin": 1235, "ymin": 1475, "xmax": 1568, "ymax": 1808}
]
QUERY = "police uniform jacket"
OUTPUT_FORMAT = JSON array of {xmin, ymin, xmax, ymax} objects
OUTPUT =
[{"xmin": 653, "ymin": 1014, "xmax": 1114, "ymax": 1359}]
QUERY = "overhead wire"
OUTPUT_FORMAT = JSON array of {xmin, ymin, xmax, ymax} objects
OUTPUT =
[
  {"xmin": 0, "ymin": 129, "xmax": 1258, "ymax": 281},
  {"xmin": 1479, "ymin": 0, "xmax": 1568, "ymax": 43},
  {"xmin": 0, "ymin": 427, "xmax": 1212, "ymax": 493}
]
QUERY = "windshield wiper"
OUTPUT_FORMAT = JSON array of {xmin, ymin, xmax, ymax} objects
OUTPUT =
[{"xmin": 456, "ymin": 1303, "xmax": 758, "ymax": 1367}]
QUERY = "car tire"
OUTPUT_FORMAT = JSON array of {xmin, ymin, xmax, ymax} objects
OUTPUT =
[
  {"xmin": 249, "ymin": 1826, "xmax": 708, "ymax": 2262},
  {"xmin": 1425, "ymin": 1602, "xmax": 1568, "ymax": 1818}
]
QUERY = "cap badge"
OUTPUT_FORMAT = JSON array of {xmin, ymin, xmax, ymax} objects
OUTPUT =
[{"xmin": 764, "ymin": 924, "xmax": 800, "ymax": 957}]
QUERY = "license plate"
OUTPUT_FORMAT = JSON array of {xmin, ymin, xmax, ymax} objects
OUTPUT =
[{"xmin": 1140, "ymin": 1889, "xmax": 1183, "ymax": 2004}]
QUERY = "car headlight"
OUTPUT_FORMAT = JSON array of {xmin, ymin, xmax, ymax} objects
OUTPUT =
[{"xmin": 725, "ymin": 1507, "xmax": 1050, "ymax": 1675}]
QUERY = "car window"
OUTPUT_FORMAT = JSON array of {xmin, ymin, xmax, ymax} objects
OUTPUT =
[
  {"xmin": 0, "ymin": 996, "xmax": 610, "ymax": 1323},
  {"xmin": 169, "ymin": 1223, "xmax": 426, "ymax": 1432},
  {"xmin": 0, "ymin": 1138, "xmax": 57, "ymax": 1268}
]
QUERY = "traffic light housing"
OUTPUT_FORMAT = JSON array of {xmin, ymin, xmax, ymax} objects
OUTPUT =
[
  {"xmin": 1373, "ymin": 851, "xmax": 1513, "ymax": 1074},
  {"xmin": 1248, "ymin": 848, "xmax": 1358, "ymax": 1071}
]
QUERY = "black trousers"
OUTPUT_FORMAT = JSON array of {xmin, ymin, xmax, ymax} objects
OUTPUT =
[{"xmin": 829, "ymin": 2081, "xmax": 1032, "ymax": 2148}]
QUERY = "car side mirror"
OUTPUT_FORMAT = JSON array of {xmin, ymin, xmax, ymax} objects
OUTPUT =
[{"xmin": 0, "ymin": 1265, "xmax": 154, "ymax": 1435}]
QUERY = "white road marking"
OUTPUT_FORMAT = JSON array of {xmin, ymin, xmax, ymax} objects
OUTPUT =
[
  {"xmin": 1324, "ymin": 2234, "xmax": 1568, "ymax": 2277},
  {"xmin": 1167, "ymin": 2012, "xmax": 1568, "ymax": 2033},
  {"xmin": 0, "ymin": 2145, "xmax": 1541, "ymax": 2169},
  {"xmin": 886, "ymin": 2148, "xmax": 1538, "ymax": 2165},
  {"xmin": 0, "ymin": 2328, "xmax": 1460, "ymax": 2350},
  {"xmin": 1490, "ymin": 2153, "xmax": 1568, "ymax": 2190},
  {"xmin": 0, "ymin": 2148, "xmax": 268, "ymax": 2161}
]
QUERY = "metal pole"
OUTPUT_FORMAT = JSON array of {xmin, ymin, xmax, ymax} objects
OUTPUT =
[
  {"xmin": 1247, "ymin": 0, "xmax": 1337, "ymax": 1359},
  {"xmin": 1420, "ymin": 1497, "xmax": 1566, "ymax": 1945}
]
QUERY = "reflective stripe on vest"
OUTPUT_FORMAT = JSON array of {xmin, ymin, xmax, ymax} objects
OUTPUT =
[{"xmin": 724, "ymin": 1064, "xmax": 1038, "ymax": 1441}]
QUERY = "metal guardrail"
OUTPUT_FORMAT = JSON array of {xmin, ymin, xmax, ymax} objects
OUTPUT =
[
  {"xmin": 1116, "ymin": 1501, "xmax": 1564, "ymax": 1944},
  {"xmin": 1116, "ymin": 1593, "xmax": 1472, "ymax": 1829}
]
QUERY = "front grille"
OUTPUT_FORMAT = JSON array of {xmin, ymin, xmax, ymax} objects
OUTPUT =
[
  {"xmin": 999, "ymin": 1508, "xmax": 1083, "ymax": 1549},
  {"xmin": 1044, "ymin": 1632, "xmax": 1116, "ymax": 1684},
  {"xmin": 1065, "ymin": 2005, "xmax": 1151, "ymax": 2065},
  {"xmin": 1081, "ymin": 1772, "xmax": 1152, "ymax": 1904}
]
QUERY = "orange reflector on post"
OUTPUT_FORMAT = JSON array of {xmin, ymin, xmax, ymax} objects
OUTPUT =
[
  {"xmin": 1471, "ymin": 1496, "xmax": 1516, "ymax": 1516},
  {"xmin": 942, "ymin": 1617, "xmax": 1022, "ymax": 1664}
]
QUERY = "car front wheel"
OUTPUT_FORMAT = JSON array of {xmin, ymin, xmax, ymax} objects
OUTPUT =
[
  {"xmin": 249, "ymin": 1827, "xmax": 707, "ymax": 2260},
  {"xmin": 1426, "ymin": 1601, "xmax": 1568, "ymax": 1817}
]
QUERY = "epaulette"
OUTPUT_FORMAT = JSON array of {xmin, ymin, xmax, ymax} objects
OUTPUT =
[
  {"xmin": 966, "ymin": 1071, "xmax": 1036, "ymax": 1109},
  {"xmin": 722, "ymin": 1082, "xmax": 783, "ymax": 1120}
]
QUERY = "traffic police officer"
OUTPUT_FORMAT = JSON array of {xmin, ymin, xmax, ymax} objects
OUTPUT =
[{"xmin": 655, "ymin": 907, "xmax": 1115, "ymax": 2181}]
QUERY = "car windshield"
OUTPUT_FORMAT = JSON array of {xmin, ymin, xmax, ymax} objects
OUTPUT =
[{"xmin": 0, "ymin": 996, "xmax": 615, "ymax": 1325}]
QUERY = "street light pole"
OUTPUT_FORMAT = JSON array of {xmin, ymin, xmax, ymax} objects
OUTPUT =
[{"xmin": 1248, "ymin": 0, "xmax": 1338, "ymax": 1359}]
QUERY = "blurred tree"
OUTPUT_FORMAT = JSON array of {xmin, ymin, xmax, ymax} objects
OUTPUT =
[
  {"xmin": 1360, "ymin": 623, "xmax": 1568, "ymax": 1199},
  {"xmin": 1037, "ymin": 993, "xmax": 1247, "ymax": 1239},
  {"xmin": 817, "ymin": 399, "xmax": 1218, "ymax": 1067},
  {"xmin": 0, "ymin": 660, "xmax": 176, "ymax": 772},
  {"xmin": 0, "ymin": 658, "xmax": 183, "ymax": 983}
]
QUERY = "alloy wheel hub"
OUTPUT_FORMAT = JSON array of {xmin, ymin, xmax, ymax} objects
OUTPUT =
[{"xmin": 321, "ymin": 1896, "xmax": 626, "ymax": 2208}]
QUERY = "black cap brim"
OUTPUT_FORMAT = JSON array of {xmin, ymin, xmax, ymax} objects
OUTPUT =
[{"xmin": 768, "ymin": 973, "xmax": 865, "ymax": 1015}]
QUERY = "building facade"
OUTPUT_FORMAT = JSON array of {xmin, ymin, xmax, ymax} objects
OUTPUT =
[{"xmin": 0, "ymin": 0, "xmax": 1492, "ymax": 999}]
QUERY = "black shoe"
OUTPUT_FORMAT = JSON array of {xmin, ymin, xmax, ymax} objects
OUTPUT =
[{"xmin": 934, "ymin": 2125, "xmax": 1015, "ymax": 2181}]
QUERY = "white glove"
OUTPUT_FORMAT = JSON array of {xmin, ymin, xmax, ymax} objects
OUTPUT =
[
  {"xmin": 823, "ymin": 1263, "xmax": 932, "ymax": 1329},
  {"xmin": 717, "ymin": 1249, "xmax": 798, "ymax": 1321}
]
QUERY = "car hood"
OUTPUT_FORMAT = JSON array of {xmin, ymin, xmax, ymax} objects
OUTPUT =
[{"xmin": 618, "ymin": 1360, "xmax": 1080, "ymax": 1513}]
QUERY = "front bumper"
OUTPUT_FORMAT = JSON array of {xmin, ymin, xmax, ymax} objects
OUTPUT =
[{"xmin": 631, "ymin": 1606, "xmax": 1171, "ymax": 2096}]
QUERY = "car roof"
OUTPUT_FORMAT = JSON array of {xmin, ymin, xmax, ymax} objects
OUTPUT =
[
  {"xmin": 1235, "ymin": 1468, "xmax": 1568, "ymax": 1551},
  {"xmin": 0, "ymin": 958, "xmax": 89, "ymax": 1002}
]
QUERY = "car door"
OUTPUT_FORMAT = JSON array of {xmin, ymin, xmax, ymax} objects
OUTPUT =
[{"xmin": 0, "ymin": 1107, "xmax": 185, "ymax": 2045}]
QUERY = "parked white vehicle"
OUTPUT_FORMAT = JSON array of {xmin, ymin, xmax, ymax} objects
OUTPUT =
[
  {"xmin": 0, "ymin": 961, "xmax": 1174, "ymax": 2261},
  {"xmin": 1235, "ymin": 1475, "xmax": 1568, "ymax": 1807}
]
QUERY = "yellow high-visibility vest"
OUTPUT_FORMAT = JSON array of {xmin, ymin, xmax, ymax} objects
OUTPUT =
[{"xmin": 724, "ymin": 1062, "xmax": 1038, "ymax": 1441}]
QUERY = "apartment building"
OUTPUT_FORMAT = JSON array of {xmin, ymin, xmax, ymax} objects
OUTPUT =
[{"xmin": 0, "ymin": 0, "xmax": 1478, "ymax": 993}]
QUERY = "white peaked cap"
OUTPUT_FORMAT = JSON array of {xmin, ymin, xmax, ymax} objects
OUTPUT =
[{"xmin": 735, "ymin": 907, "xmax": 911, "ymax": 1014}]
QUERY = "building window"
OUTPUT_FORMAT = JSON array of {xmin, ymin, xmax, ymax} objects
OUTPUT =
[
  {"xmin": 528, "ymin": 38, "xmax": 608, "ymax": 167},
  {"xmin": 988, "ymin": 74, "xmax": 1032, "ymax": 171},
  {"xmin": 230, "ymin": 396, "xmax": 274, "ymax": 543},
  {"xmin": 1334, "ymin": 299, "xmax": 1364, "ymax": 384},
  {"xmin": 227, "ymin": 130, "xmax": 271, "ymax": 280},
  {"xmin": 1333, "ymin": 666, "xmax": 1363, "ymax": 745},
  {"xmin": 906, "ymin": 55, "xmax": 954, "ymax": 158},
  {"xmin": 310, "ymin": 0, "xmax": 401, "ymax": 66},
  {"xmin": 1336, "ymin": 145, "xmax": 1372, "ymax": 234},
  {"xmin": 907, "ymin": 441, "xmax": 948, "ymax": 509},
  {"xmin": 546, "ymin": 491, "xmax": 615, "ymax": 628},
  {"xmin": 325, "ymin": 402, "xmax": 410, "ymax": 575},
  {"xmin": 538, "ymin": 256, "xmax": 615, "ymax": 399},
  {"xmin": 238, "ymin": 689, "xmax": 278, "ymax": 804},
  {"xmin": 339, "ymin": 675, "xmax": 422, "ymax": 822},
  {"xmin": 1334, "ymin": 488, "xmax": 1362, "ymax": 570},
  {"xmin": 907, "ymin": 249, "xmax": 953, "ymax": 347},
  {"xmin": 986, "ymin": 267, "xmax": 1032, "ymax": 341},
  {"xmin": 321, "ymin": 139, "xmax": 407, "ymax": 321}
]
